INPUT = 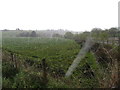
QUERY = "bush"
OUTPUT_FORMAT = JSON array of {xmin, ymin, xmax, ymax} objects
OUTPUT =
[
  {"xmin": 2, "ymin": 78, "xmax": 13, "ymax": 88},
  {"xmin": 2, "ymin": 62, "xmax": 19, "ymax": 78},
  {"xmin": 12, "ymin": 70, "xmax": 47, "ymax": 88}
]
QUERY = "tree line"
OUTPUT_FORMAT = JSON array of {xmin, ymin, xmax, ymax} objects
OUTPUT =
[
  {"xmin": 64, "ymin": 27, "xmax": 120, "ymax": 45},
  {"xmin": 16, "ymin": 27, "xmax": 120, "ymax": 45}
]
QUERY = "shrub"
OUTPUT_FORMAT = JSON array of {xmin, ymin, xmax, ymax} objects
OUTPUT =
[
  {"xmin": 12, "ymin": 70, "xmax": 47, "ymax": 88},
  {"xmin": 2, "ymin": 62, "xmax": 19, "ymax": 78}
]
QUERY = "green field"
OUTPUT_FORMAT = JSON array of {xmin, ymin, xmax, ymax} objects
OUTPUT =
[{"xmin": 2, "ymin": 37, "xmax": 80, "ymax": 71}]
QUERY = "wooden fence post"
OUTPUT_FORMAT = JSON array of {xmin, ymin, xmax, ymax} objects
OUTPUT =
[
  {"xmin": 42, "ymin": 58, "xmax": 48, "ymax": 86},
  {"xmin": 14, "ymin": 54, "xmax": 17, "ymax": 69},
  {"xmin": 11, "ymin": 52, "xmax": 17, "ymax": 69},
  {"xmin": 11, "ymin": 53, "xmax": 14, "ymax": 62}
]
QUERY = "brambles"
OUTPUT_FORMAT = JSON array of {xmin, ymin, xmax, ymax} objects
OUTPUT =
[{"xmin": 2, "ymin": 62, "xmax": 19, "ymax": 78}]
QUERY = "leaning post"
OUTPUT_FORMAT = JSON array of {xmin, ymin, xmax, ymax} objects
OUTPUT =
[{"xmin": 41, "ymin": 58, "xmax": 48, "ymax": 87}]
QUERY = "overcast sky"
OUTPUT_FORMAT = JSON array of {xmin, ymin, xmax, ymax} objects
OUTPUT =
[{"xmin": 0, "ymin": 0, "xmax": 119, "ymax": 31}]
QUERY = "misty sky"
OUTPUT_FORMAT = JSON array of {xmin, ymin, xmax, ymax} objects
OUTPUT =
[{"xmin": 0, "ymin": 0, "xmax": 119, "ymax": 31}]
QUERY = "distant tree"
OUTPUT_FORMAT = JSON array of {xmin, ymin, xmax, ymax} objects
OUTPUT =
[
  {"xmin": 118, "ymin": 31, "xmax": 120, "ymax": 37},
  {"xmin": 3, "ymin": 29, "xmax": 9, "ymax": 31},
  {"xmin": 26, "ymin": 32, "xmax": 30, "ymax": 37},
  {"xmin": 104, "ymin": 29, "xmax": 109, "ymax": 44},
  {"xmin": 108, "ymin": 27, "xmax": 118, "ymax": 44},
  {"xmin": 108, "ymin": 27, "xmax": 118, "ymax": 37},
  {"xmin": 30, "ymin": 31, "xmax": 37, "ymax": 37},
  {"xmin": 17, "ymin": 32, "xmax": 30, "ymax": 37},
  {"xmin": 83, "ymin": 31, "xmax": 90, "ymax": 35},
  {"xmin": 16, "ymin": 28, "xmax": 20, "ymax": 30},
  {"xmin": 71, "ymin": 32, "xmax": 88, "ymax": 45},
  {"xmin": 99, "ymin": 31, "xmax": 109, "ymax": 44},
  {"xmin": 52, "ymin": 33, "xmax": 62, "ymax": 38},
  {"xmin": 91, "ymin": 28, "xmax": 102, "ymax": 33},
  {"xmin": 64, "ymin": 32, "xmax": 74, "ymax": 39},
  {"xmin": 91, "ymin": 28, "xmax": 102, "ymax": 42}
]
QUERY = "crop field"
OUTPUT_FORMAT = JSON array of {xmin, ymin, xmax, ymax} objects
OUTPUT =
[{"xmin": 2, "ymin": 37, "xmax": 80, "ymax": 72}]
